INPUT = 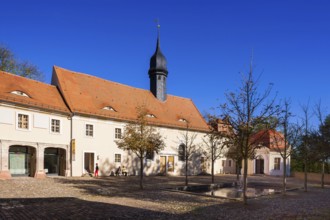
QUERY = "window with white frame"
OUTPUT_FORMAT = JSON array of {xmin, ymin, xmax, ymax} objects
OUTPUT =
[
  {"xmin": 115, "ymin": 128, "xmax": 122, "ymax": 139},
  {"xmin": 222, "ymin": 160, "xmax": 225, "ymax": 167},
  {"xmin": 274, "ymin": 157, "xmax": 281, "ymax": 170},
  {"xmin": 146, "ymin": 149, "xmax": 154, "ymax": 160},
  {"xmin": 115, "ymin": 154, "xmax": 121, "ymax": 163},
  {"xmin": 178, "ymin": 144, "xmax": 185, "ymax": 161},
  {"xmin": 228, "ymin": 160, "xmax": 232, "ymax": 167},
  {"xmin": 86, "ymin": 124, "xmax": 94, "ymax": 137},
  {"xmin": 51, "ymin": 119, "xmax": 60, "ymax": 133},
  {"xmin": 18, "ymin": 113, "xmax": 29, "ymax": 129}
]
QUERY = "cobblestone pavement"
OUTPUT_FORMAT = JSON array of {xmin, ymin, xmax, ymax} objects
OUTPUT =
[{"xmin": 0, "ymin": 175, "xmax": 329, "ymax": 219}]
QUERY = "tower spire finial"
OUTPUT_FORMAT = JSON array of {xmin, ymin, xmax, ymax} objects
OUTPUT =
[
  {"xmin": 149, "ymin": 18, "xmax": 168, "ymax": 101},
  {"xmin": 154, "ymin": 19, "xmax": 161, "ymax": 48}
]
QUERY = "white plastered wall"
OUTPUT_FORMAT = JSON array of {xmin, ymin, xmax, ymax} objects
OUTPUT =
[
  {"xmin": 0, "ymin": 104, "xmax": 71, "ymax": 177},
  {"xmin": 268, "ymin": 151, "xmax": 291, "ymax": 176},
  {"xmin": 0, "ymin": 105, "xmax": 70, "ymax": 145},
  {"xmin": 71, "ymin": 115, "xmax": 216, "ymax": 177}
]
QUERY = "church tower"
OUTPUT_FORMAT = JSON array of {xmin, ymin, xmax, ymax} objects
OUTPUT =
[{"xmin": 148, "ymin": 25, "xmax": 168, "ymax": 101}]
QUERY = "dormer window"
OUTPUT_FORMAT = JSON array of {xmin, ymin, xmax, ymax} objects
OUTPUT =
[
  {"xmin": 102, "ymin": 106, "xmax": 116, "ymax": 112},
  {"xmin": 11, "ymin": 90, "xmax": 30, "ymax": 98},
  {"xmin": 179, "ymin": 118, "xmax": 187, "ymax": 123},
  {"xmin": 146, "ymin": 114, "xmax": 156, "ymax": 118}
]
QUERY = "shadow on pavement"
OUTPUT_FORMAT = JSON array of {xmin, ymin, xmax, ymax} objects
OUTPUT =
[{"xmin": 0, "ymin": 197, "xmax": 177, "ymax": 219}]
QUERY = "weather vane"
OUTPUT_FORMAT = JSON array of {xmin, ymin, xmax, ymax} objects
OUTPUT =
[
  {"xmin": 155, "ymin": 19, "xmax": 161, "ymax": 38},
  {"xmin": 155, "ymin": 18, "xmax": 160, "ymax": 29}
]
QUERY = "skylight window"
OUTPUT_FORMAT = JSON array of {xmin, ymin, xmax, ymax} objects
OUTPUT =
[
  {"xmin": 11, "ymin": 90, "xmax": 30, "ymax": 98},
  {"xmin": 102, "ymin": 106, "xmax": 116, "ymax": 112},
  {"xmin": 146, "ymin": 114, "xmax": 156, "ymax": 118}
]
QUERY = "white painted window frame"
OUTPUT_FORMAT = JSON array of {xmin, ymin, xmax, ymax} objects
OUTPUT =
[
  {"xmin": 115, "ymin": 128, "xmax": 122, "ymax": 139},
  {"xmin": 50, "ymin": 117, "xmax": 62, "ymax": 134},
  {"xmin": 85, "ymin": 123, "xmax": 94, "ymax": 138},
  {"xmin": 16, "ymin": 112, "xmax": 31, "ymax": 131},
  {"xmin": 114, "ymin": 153, "xmax": 121, "ymax": 163},
  {"xmin": 274, "ymin": 157, "xmax": 281, "ymax": 170}
]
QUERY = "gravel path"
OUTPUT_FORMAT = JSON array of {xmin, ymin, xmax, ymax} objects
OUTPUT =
[{"xmin": 0, "ymin": 175, "xmax": 329, "ymax": 219}]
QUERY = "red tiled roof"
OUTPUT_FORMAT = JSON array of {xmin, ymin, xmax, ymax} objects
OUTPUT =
[
  {"xmin": 251, "ymin": 129, "xmax": 286, "ymax": 151},
  {"xmin": 0, "ymin": 71, "xmax": 70, "ymax": 114},
  {"xmin": 52, "ymin": 66, "xmax": 209, "ymax": 132}
]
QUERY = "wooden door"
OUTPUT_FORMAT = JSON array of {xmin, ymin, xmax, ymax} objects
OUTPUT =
[
  {"xmin": 255, "ymin": 159, "xmax": 264, "ymax": 174},
  {"xmin": 160, "ymin": 156, "xmax": 166, "ymax": 173},
  {"xmin": 201, "ymin": 157, "xmax": 207, "ymax": 172},
  {"xmin": 168, "ymin": 156, "xmax": 174, "ymax": 172},
  {"xmin": 84, "ymin": 152, "xmax": 94, "ymax": 174}
]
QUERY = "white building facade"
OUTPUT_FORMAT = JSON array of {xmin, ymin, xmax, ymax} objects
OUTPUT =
[
  {"xmin": 0, "ymin": 72, "xmax": 71, "ymax": 179},
  {"xmin": 0, "ymin": 35, "xmax": 288, "ymax": 179}
]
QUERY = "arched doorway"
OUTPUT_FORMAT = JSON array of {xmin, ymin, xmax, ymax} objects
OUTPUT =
[
  {"xmin": 44, "ymin": 148, "xmax": 66, "ymax": 176},
  {"xmin": 255, "ymin": 156, "xmax": 264, "ymax": 174},
  {"xmin": 9, "ymin": 145, "xmax": 36, "ymax": 177}
]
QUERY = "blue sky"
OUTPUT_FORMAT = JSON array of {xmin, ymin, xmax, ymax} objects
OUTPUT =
[{"xmin": 1, "ymin": 0, "xmax": 329, "ymax": 127}]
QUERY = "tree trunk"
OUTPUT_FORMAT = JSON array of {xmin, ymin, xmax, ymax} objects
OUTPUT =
[
  {"xmin": 236, "ymin": 160, "xmax": 240, "ymax": 182},
  {"xmin": 243, "ymin": 157, "xmax": 248, "ymax": 205},
  {"xmin": 185, "ymin": 156, "xmax": 188, "ymax": 186},
  {"xmin": 304, "ymin": 160, "xmax": 307, "ymax": 192},
  {"xmin": 321, "ymin": 160, "xmax": 325, "ymax": 189},
  {"xmin": 211, "ymin": 159, "xmax": 214, "ymax": 184},
  {"xmin": 283, "ymin": 157, "xmax": 287, "ymax": 195},
  {"xmin": 140, "ymin": 157, "xmax": 144, "ymax": 190}
]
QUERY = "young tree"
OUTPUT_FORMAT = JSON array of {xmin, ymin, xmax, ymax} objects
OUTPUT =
[
  {"xmin": 115, "ymin": 106, "xmax": 164, "ymax": 189},
  {"xmin": 314, "ymin": 103, "xmax": 330, "ymax": 188},
  {"xmin": 271, "ymin": 99, "xmax": 299, "ymax": 195},
  {"xmin": 318, "ymin": 116, "xmax": 330, "ymax": 188},
  {"xmin": 0, "ymin": 45, "xmax": 44, "ymax": 81},
  {"xmin": 225, "ymin": 141, "xmax": 243, "ymax": 181},
  {"xmin": 178, "ymin": 121, "xmax": 198, "ymax": 186},
  {"xmin": 296, "ymin": 102, "xmax": 316, "ymax": 192},
  {"xmin": 201, "ymin": 116, "xmax": 231, "ymax": 184},
  {"xmin": 221, "ymin": 60, "xmax": 278, "ymax": 204}
]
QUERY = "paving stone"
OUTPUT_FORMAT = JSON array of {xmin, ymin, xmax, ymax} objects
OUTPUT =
[{"xmin": 0, "ymin": 175, "xmax": 329, "ymax": 219}]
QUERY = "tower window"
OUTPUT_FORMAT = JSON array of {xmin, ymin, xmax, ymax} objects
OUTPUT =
[{"xmin": 158, "ymin": 76, "xmax": 161, "ymax": 80}]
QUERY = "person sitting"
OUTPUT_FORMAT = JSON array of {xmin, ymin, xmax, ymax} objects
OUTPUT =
[
  {"xmin": 122, "ymin": 166, "xmax": 128, "ymax": 176},
  {"xmin": 115, "ymin": 166, "xmax": 121, "ymax": 176}
]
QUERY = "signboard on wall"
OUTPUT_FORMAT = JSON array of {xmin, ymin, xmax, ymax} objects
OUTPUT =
[{"xmin": 71, "ymin": 139, "xmax": 76, "ymax": 161}]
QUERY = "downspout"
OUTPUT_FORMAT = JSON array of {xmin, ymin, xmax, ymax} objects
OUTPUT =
[
  {"xmin": 0, "ymin": 140, "xmax": 2, "ymax": 173},
  {"xmin": 70, "ymin": 113, "xmax": 74, "ymax": 177}
]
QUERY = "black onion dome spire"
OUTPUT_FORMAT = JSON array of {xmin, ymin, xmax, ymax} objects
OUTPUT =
[
  {"xmin": 148, "ymin": 30, "xmax": 168, "ymax": 76},
  {"xmin": 148, "ymin": 23, "xmax": 168, "ymax": 102}
]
